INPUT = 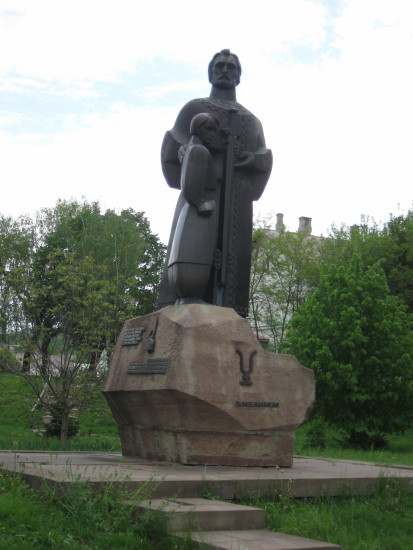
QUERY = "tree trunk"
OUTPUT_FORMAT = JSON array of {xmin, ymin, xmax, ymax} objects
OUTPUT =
[
  {"xmin": 88, "ymin": 349, "xmax": 102, "ymax": 374},
  {"xmin": 59, "ymin": 412, "xmax": 69, "ymax": 446},
  {"xmin": 22, "ymin": 350, "xmax": 31, "ymax": 373},
  {"xmin": 40, "ymin": 334, "xmax": 51, "ymax": 376}
]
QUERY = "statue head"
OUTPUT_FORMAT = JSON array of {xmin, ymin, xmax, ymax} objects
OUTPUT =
[
  {"xmin": 190, "ymin": 113, "xmax": 219, "ymax": 146},
  {"xmin": 208, "ymin": 49, "xmax": 241, "ymax": 89}
]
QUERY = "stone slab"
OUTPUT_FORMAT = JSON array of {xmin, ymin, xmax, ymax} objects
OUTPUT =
[
  {"xmin": 188, "ymin": 530, "xmax": 341, "ymax": 549},
  {"xmin": 1, "ymin": 451, "xmax": 412, "ymax": 499},
  {"xmin": 134, "ymin": 497, "xmax": 265, "ymax": 531}
]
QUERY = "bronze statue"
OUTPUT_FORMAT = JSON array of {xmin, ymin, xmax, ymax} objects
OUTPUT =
[{"xmin": 157, "ymin": 49, "xmax": 272, "ymax": 317}]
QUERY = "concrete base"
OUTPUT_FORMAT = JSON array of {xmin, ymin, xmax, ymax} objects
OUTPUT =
[
  {"xmin": 102, "ymin": 304, "xmax": 315, "ymax": 466},
  {"xmin": 1, "ymin": 451, "xmax": 412, "ymax": 500},
  {"xmin": 119, "ymin": 425, "xmax": 296, "ymax": 467}
]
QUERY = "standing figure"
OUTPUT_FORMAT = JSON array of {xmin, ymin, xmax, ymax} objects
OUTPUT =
[
  {"xmin": 157, "ymin": 49, "xmax": 272, "ymax": 317},
  {"xmin": 168, "ymin": 113, "xmax": 219, "ymax": 303}
]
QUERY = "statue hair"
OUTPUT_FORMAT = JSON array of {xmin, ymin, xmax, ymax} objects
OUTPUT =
[{"xmin": 190, "ymin": 113, "xmax": 219, "ymax": 136}]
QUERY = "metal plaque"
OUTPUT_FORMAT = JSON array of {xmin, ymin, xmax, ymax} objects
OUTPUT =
[
  {"xmin": 127, "ymin": 358, "xmax": 168, "ymax": 375},
  {"xmin": 122, "ymin": 326, "xmax": 146, "ymax": 346},
  {"xmin": 236, "ymin": 401, "xmax": 279, "ymax": 408}
]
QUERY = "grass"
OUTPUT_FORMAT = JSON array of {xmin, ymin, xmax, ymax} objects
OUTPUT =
[
  {"xmin": 295, "ymin": 418, "xmax": 413, "ymax": 467},
  {"xmin": 0, "ymin": 372, "xmax": 121, "ymax": 452},
  {"xmin": 1, "ymin": 371, "xmax": 413, "ymax": 549},
  {"xmin": 241, "ymin": 478, "xmax": 413, "ymax": 550},
  {"xmin": 242, "ymin": 419, "xmax": 413, "ymax": 549},
  {"xmin": 0, "ymin": 470, "xmax": 193, "ymax": 550}
]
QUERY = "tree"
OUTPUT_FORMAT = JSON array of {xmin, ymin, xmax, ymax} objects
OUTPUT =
[
  {"xmin": 249, "ymin": 221, "xmax": 319, "ymax": 352},
  {"xmin": 37, "ymin": 200, "xmax": 165, "ymax": 319},
  {"xmin": 318, "ymin": 213, "xmax": 413, "ymax": 314},
  {"xmin": 285, "ymin": 254, "xmax": 413, "ymax": 444},
  {"xmin": 381, "ymin": 211, "xmax": 413, "ymax": 313},
  {"xmin": 8, "ymin": 250, "xmax": 118, "ymax": 445},
  {"xmin": 1, "ymin": 200, "xmax": 165, "ymax": 441},
  {"xmin": 5, "ymin": 200, "xmax": 165, "ymax": 372},
  {"xmin": 0, "ymin": 215, "xmax": 35, "ymax": 347}
]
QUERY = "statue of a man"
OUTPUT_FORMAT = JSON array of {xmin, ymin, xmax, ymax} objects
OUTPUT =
[{"xmin": 157, "ymin": 49, "xmax": 273, "ymax": 317}]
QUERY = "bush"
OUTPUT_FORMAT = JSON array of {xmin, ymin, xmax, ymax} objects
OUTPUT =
[
  {"xmin": 44, "ymin": 411, "xmax": 79, "ymax": 439},
  {"xmin": 304, "ymin": 417, "xmax": 328, "ymax": 449},
  {"xmin": 287, "ymin": 255, "xmax": 413, "ymax": 440},
  {"xmin": 0, "ymin": 348, "xmax": 19, "ymax": 372}
]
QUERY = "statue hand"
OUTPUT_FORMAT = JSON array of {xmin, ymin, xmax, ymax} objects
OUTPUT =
[
  {"xmin": 197, "ymin": 200, "xmax": 215, "ymax": 217},
  {"xmin": 178, "ymin": 144, "xmax": 188, "ymax": 164},
  {"xmin": 234, "ymin": 151, "xmax": 254, "ymax": 167}
]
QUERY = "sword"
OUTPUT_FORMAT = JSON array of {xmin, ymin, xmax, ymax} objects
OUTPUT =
[{"xmin": 216, "ymin": 107, "xmax": 239, "ymax": 306}]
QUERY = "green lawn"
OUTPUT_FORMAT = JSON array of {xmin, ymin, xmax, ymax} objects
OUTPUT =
[
  {"xmin": 0, "ymin": 372, "xmax": 121, "ymax": 452},
  {"xmin": 0, "ymin": 471, "xmax": 193, "ymax": 550},
  {"xmin": 244, "ymin": 483, "xmax": 413, "ymax": 550},
  {"xmin": 295, "ymin": 418, "xmax": 413, "ymax": 467}
]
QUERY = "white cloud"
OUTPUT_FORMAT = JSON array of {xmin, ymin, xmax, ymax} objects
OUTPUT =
[
  {"xmin": 0, "ymin": 103, "xmax": 179, "ymax": 240},
  {"xmin": 0, "ymin": 0, "xmax": 328, "ymax": 82},
  {"xmin": 138, "ymin": 79, "xmax": 206, "ymax": 101},
  {"xmin": 1, "ymin": 0, "xmax": 413, "ymax": 242}
]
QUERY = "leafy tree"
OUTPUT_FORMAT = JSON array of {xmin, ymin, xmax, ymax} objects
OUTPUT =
[
  {"xmin": 8, "ymin": 250, "xmax": 118, "ymax": 445},
  {"xmin": 249, "ymin": 221, "xmax": 319, "ymax": 352},
  {"xmin": 381, "ymin": 211, "xmax": 413, "ymax": 313},
  {"xmin": 318, "ymin": 221, "xmax": 388, "ymax": 274},
  {"xmin": 0, "ymin": 215, "xmax": 35, "ymax": 346},
  {"xmin": 285, "ymin": 254, "xmax": 413, "ymax": 444},
  {"xmin": 1, "ymin": 200, "xmax": 165, "ymax": 441},
  {"xmin": 37, "ymin": 200, "xmax": 165, "ymax": 319},
  {"xmin": 318, "ymin": 213, "xmax": 413, "ymax": 314},
  {"xmin": 5, "ymin": 200, "xmax": 165, "ymax": 372}
]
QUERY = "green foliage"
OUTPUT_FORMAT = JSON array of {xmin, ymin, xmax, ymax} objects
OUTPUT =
[
  {"xmin": 319, "ymin": 212, "xmax": 413, "ymax": 315},
  {"xmin": 0, "ymin": 199, "xmax": 165, "ymax": 444},
  {"xmin": 381, "ymin": 212, "xmax": 413, "ymax": 313},
  {"xmin": 44, "ymin": 410, "xmax": 79, "ymax": 439},
  {"xmin": 0, "ymin": 472, "xmax": 187, "ymax": 550},
  {"xmin": 286, "ymin": 255, "xmax": 413, "ymax": 440},
  {"xmin": 36, "ymin": 200, "xmax": 165, "ymax": 319},
  {"xmin": 0, "ymin": 372, "xmax": 120, "ymax": 451},
  {"xmin": 244, "ymin": 487, "xmax": 413, "ymax": 550},
  {"xmin": 249, "ymin": 220, "xmax": 319, "ymax": 352},
  {"xmin": 0, "ymin": 348, "xmax": 19, "ymax": 372},
  {"xmin": 0, "ymin": 214, "xmax": 35, "ymax": 346},
  {"xmin": 301, "ymin": 417, "xmax": 328, "ymax": 449}
]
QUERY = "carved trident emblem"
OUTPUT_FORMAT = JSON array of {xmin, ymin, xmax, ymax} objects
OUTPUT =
[{"xmin": 236, "ymin": 349, "xmax": 257, "ymax": 387}]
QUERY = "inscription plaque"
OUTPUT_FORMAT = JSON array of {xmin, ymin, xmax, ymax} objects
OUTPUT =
[
  {"xmin": 128, "ymin": 358, "xmax": 168, "ymax": 375},
  {"xmin": 236, "ymin": 401, "xmax": 279, "ymax": 408},
  {"xmin": 122, "ymin": 326, "xmax": 146, "ymax": 346}
]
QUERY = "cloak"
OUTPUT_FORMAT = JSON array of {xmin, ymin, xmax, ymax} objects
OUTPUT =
[{"xmin": 157, "ymin": 96, "xmax": 273, "ymax": 317}]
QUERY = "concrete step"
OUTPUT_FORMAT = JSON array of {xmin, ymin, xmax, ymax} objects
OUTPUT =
[
  {"xmin": 134, "ymin": 497, "xmax": 265, "ymax": 532},
  {"xmin": 133, "ymin": 497, "xmax": 341, "ymax": 549},
  {"xmin": 187, "ymin": 529, "xmax": 341, "ymax": 549}
]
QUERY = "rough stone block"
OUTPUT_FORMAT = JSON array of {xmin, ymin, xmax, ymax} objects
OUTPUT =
[{"xmin": 103, "ymin": 304, "xmax": 315, "ymax": 466}]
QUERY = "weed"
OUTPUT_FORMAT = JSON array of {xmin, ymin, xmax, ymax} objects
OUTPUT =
[{"xmin": 0, "ymin": 469, "xmax": 190, "ymax": 549}]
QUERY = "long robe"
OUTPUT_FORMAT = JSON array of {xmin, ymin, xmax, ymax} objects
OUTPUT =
[{"xmin": 157, "ymin": 96, "xmax": 273, "ymax": 317}]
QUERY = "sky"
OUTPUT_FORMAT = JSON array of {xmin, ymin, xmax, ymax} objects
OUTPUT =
[{"xmin": 1, "ymin": 0, "xmax": 413, "ymax": 243}]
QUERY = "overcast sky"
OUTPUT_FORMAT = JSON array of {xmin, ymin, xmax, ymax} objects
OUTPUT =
[{"xmin": 1, "ymin": 0, "xmax": 413, "ymax": 243}]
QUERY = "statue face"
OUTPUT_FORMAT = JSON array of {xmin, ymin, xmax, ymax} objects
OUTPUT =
[
  {"xmin": 210, "ymin": 54, "xmax": 240, "ymax": 89},
  {"xmin": 198, "ymin": 120, "xmax": 218, "ymax": 146}
]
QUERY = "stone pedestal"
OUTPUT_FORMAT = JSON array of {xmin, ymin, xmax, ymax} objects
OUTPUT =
[{"xmin": 102, "ymin": 305, "xmax": 314, "ymax": 467}]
